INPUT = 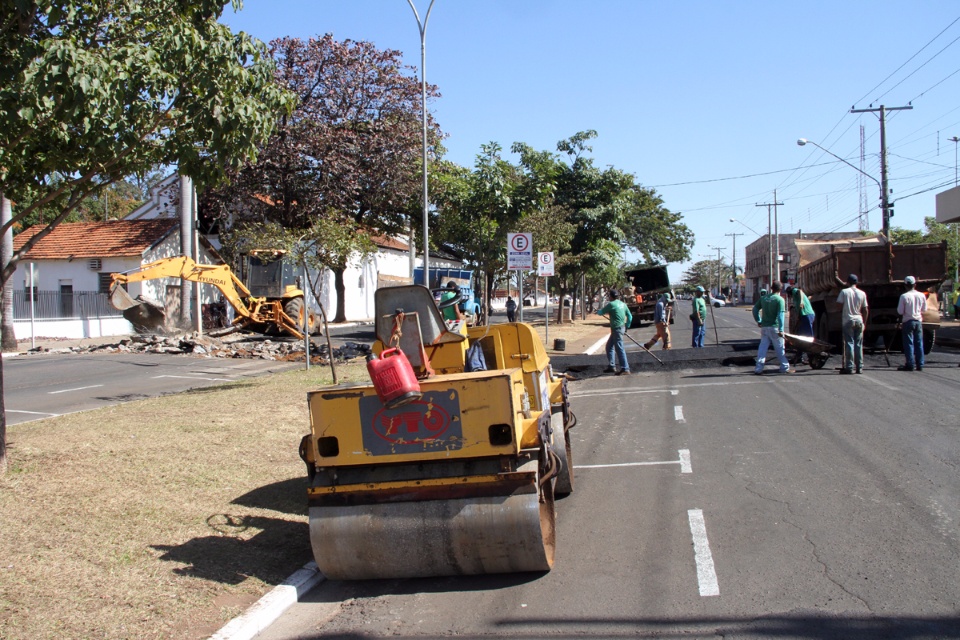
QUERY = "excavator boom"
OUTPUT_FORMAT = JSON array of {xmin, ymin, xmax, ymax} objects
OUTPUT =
[{"xmin": 110, "ymin": 255, "xmax": 313, "ymax": 339}]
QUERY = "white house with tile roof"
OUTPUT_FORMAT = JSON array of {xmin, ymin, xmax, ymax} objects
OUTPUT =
[{"xmin": 11, "ymin": 219, "xmax": 220, "ymax": 339}]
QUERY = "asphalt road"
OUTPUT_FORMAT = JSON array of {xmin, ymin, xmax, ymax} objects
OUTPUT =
[
  {"xmin": 2, "ymin": 353, "xmax": 298, "ymax": 425},
  {"xmin": 258, "ymin": 355, "xmax": 960, "ymax": 639}
]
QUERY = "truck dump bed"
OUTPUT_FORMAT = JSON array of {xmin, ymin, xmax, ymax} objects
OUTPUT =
[{"xmin": 798, "ymin": 239, "xmax": 947, "ymax": 295}]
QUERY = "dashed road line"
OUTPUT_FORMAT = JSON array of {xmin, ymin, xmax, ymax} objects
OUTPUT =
[
  {"xmin": 688, "ymin": 508, "xmax": 720, "ymax": 597},
  {"xmin": 48, "ymin": 384, "xmax": 104, "ymax": 395},
  {"xmin": 7, "ymin": 409, "xmax": 60, "ymax": 417},
  {"xmin": 152, "ymin": 375, "xmax": 234, "ymax": 382},
  {"xmin": 674, "ymin": 405, "xmax": 685, "ymax": 423},
  {"xmin": 859, "ymin": 373, "xmax": 899, "ymax": 391},
  {"xmin": 576, "ymin": 449, "xmax": 691, "ymax": 473}
]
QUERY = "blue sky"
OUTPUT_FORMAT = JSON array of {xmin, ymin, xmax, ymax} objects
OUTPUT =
[{"xmin": 221, "ymin": 1, "xmax": 960, "ymax": 283}]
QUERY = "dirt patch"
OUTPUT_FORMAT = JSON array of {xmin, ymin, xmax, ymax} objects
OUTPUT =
[{"xmin": 0, "ymin": 361, "xmax": 369, "ymax": 640}]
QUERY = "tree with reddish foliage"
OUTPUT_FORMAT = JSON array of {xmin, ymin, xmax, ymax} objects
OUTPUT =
[{"xmin": 209, "ymin": 34, "xmax": 443, "ymax": 322}]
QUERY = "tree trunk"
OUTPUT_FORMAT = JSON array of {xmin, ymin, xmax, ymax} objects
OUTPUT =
[
  {"xmin": 0, "ymin": 355, "xmax": 6, "ymax": 473},
  {"xmin": 1, "ymin": 194, "xmax": 17, "ymax": 352},
  {"xmin": 333, "ymin": 267, "xmax": 347, "ymax": 323}
]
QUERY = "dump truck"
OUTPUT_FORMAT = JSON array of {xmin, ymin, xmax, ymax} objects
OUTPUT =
[
  {"xmin": 622, "ymin": 265, "xmax": 674, "ymax": 328},
  {"xmin": 796, "ymin": 236, "xmax": 947, "ymax": 353},
  {"xmin": 110, "ymin": 251, "xmax": 320, "ymax": 339},
  {"xmin": 299, "ymin": 284, "xmax": 575, "ymax": 579},
  {"xmin": 415, "ymin": 266, "xmax": 483, "ymax": 325}
]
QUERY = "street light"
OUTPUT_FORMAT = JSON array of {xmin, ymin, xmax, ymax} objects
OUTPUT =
[
  {"xmin": 797, "ymin": 138, "xmax": 887, "ymax": 235},
  {"xmin": 729, "ymin": 218, "xmax": 762, "ymax": 237},
  {"xmin": 408, "ymin": 0, "xmax": 437, "ymax": 287}
]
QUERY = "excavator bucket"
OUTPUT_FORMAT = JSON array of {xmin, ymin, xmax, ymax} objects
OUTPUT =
[{"xmin": 110, "ymin": 284, "xmax": 167, "ymax": 333}]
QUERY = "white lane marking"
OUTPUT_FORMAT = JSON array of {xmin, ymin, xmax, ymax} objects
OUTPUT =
[
  {"xmin": 152, "ymin": 375, "xmax": 233, "ymax": 382},
  {"xmin": 859, "ymin": 374, "xmax": 899, "ymax": 391},
  {"xmin": 48, "ymin": 384, "xmax": 104, "ymax": 395},
  {"xmin": 674, "ymin": 405, "xmax": 685, "ymax": 423},
  {"xmin": 688, "ymin": 509, "xmax": 720, "ymax": 597},
  {"xmin": 569, "ymin": 377, "xmax": 794, "ymax": 398},
  {"xmin": 671, "ymin": 390, "xmax": 679, "ymax": 396},
  {"xmin": 577, "ymin": 388, "xmax": 678, "ymax": 398},
  {"xmin": 576, "ymin": 450, "xmax": 691, "ymax": 473},
  {"xmin": 585, "ymin": 335, "xmax": 607, "ymax": 355},
  {"xmin": 7, "ymin": 409, "xmax": 60, "ymax": 417}
]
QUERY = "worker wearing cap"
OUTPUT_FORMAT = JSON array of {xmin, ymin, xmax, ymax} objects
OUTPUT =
[
  {"xmin": 691, "ymin": 286, "xmax": 707, "ymax": 348},
  {"xmin": 752, "ymin": 281, "xmax": 792, "ymax": 374},
  {"xmin": 837, "ymin": 273, "xmax": 868, "ymax": 374},
  {"xmin": 644, "ymin": 293, "xmax": 672, "ymax": 350},
  {"xmin": 440, "ymin": 281, "xmax": 463, "ymax": 323},
  {"xmin": 897, "ymin": 275, "xmax": 927, "ymax": 371},
  {"xmin": 597, "ymin": 288, "xmax": 632, "ymax": 375}
]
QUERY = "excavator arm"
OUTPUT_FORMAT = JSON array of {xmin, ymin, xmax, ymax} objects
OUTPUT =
[
  {"xmin": 110, "ymin": 255, "xmax": 310, "ymax": 339},
  {"xmin": 111, "ymin": 256, "xmax": 253, "ymax": 319}
]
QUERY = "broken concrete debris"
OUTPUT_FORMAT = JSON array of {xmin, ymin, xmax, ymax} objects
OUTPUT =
[{"xmin": 23, "ymin": 333, "xmax": 372, "ymax": 363}]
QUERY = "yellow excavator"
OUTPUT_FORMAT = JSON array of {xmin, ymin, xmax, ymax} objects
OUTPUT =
[
  {"xmin": 109, "ymin": 251, "xmax": 319, "ymax": 339},
  {"xmin": 299, "ymin": 284, "xmax": 576, "ymax": 579}
]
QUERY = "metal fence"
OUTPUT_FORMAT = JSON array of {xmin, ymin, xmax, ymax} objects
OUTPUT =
[{"xmin": 12, "ymin": 290, "xmax": 122, "ymax": 320}]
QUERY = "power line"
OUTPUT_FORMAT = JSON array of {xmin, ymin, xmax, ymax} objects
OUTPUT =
[
  {"xmin": 872, "ymin": 31, "xmax": 960, "ymax": 104},
  {"xmin": 647, "ymin": 161, "xmax": 837, "ymax": 188},
  {"xmin": 852, "ymin": 14, "xmax": 960, "ymax": 106}
]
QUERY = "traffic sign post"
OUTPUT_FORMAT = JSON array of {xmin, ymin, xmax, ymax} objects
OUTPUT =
[
  {"xmin": 538, "ymin": 252, "xmax": 554, "ymax": 343},
  {"xmin": 507, "ymin": 233, "xmax": 533, "ymax": 322}
]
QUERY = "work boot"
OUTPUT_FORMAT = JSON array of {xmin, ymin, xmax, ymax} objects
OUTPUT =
[
  {"xmin": 617, "ymin": 369, "xmax": 632, "ymax": 376},
  {"xmin": 897, "ymin": 365, "xmax": 915, "ymax": 372},
  {"xmin": 603, "ymin": 366, "xmax": 617, "ymax": 374}
]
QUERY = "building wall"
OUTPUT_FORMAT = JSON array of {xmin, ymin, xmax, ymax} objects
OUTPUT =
[{"xmin": 315, "ymin": 248, "xmax": 414, "ymax": 321}]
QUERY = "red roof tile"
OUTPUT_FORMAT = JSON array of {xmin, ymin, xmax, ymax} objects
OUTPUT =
[{"xmin": 13, "ymin": 220, "xmax": 178, "ymax": 259}]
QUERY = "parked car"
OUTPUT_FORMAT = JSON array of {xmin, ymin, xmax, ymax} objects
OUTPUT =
[{"xmin": 709, "ymin": 294, "xmax": 726, "ymax": 308}]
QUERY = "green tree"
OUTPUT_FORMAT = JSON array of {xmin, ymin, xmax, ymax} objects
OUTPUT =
[
  {"xmin": 0, "ymin": 0, "xmax": 293, "ymax": 472},
  {"xmin": 681, "ymin": 259, "xmax": 729, "ymax": 292},
  {"xmin": 433, "ymin": 144, "xmax": 526, "ymax": 316}
]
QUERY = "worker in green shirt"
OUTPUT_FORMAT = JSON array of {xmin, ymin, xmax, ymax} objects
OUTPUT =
[
  {"xmin": 752, "ymin": 281, "xmax": 792, "ymax": 375},
  {"xmin": 691, "ymin": 286, "xmax": 707, "ymax": 348},
  {"xmin": 597, "ymin": 289, "xmax": 632, "ymax": 375},
  {"xmin": 787, "ymin": 284, "xmax": 816, "ymax": 337}
]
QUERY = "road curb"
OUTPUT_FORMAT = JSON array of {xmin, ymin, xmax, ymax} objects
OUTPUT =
[{"xmin": 209, "ymin": 562, "xmax": 325, "ymax": 640}]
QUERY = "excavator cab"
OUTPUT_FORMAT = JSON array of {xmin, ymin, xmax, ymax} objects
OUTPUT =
[{"xmin": 239, "ymin": 251, "xmax": 302, "ymax": 300}]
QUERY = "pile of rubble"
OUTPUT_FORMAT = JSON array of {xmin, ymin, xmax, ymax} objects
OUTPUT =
[{"xmin": 24, "ymin": 333, "xmax": 373, "ymax": 363}]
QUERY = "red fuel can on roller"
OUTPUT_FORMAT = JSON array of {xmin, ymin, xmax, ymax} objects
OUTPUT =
[{"xmin": 366, "ymin": 348, "xmax": 422, "ymax": 409}]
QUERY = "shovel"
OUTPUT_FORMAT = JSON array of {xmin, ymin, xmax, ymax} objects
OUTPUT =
[{"xmin": 623, "ymin": 329, "xmax": 665, "ymax": 365}]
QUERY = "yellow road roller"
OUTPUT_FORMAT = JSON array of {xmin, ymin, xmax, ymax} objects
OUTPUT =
[{"xmin": 299, "ymin": 285, "xmax": 575, "ymax": 579}]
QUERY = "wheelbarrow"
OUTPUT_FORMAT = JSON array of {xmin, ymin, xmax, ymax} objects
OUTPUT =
[{"xmin": 783, "ymin": 333, "xmax": 832, "ymax": 369}]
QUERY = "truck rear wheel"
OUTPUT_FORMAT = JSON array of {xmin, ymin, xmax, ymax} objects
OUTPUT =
[{"xmin": 923, "ymin": 329, "xmax": 934, "ymax": 355}]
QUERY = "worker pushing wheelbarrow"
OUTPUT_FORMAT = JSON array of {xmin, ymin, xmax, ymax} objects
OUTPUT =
[{"xmin": 782, "ymin": 333, "xmax": 832, "ymax": 369}]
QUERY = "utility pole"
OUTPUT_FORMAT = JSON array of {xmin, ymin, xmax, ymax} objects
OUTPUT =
[
  {"xmin": 756, "ymin": 195, "xmax": 783, "ymax": 286},
  {"xmin": 850, "ymin": 104, "xmax": 912, "ymax": 237},
  {"xmin": 725, "ymin": 232, "xmax": 743, "ymax": 302},
  {"xmin": 950, "ymin": 136, "xmax": 959, "ymax": 296},
  {"xmin": 708, "ymin": 245, "xmax": 725, "ymax": 295}
]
